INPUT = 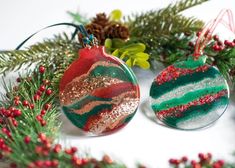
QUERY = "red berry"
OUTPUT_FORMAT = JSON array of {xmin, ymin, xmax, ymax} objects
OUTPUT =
[
  {"xmin": 191, "ymin": 160, "xmax": 197, "ymax": 165},
  {"xmin": 36, "ymin": 115, "xmax": 43, "ymax": 122},
  {"xmin": 36, "ymin": 90, "xmax": 42, "ymax": 96},
  {"xmin": 224, "ymin": 40, "xmax": 230, "ymax": 46},
  {"xmin": 217, "ymin": 160, "xmax": 225, "ymax": 166},
  {"xmin": 22, "ymin": 100, "xmax": 29, "ymax": 107},
  {"xmin": 38, "ymin": 133, "xmax": 46, "ymax": 142},
  {"xmin": 34, "ymin": 94, "xmax": 40, "ymax": 101},
  {"xmin": 35, "ymin": 161, "xmax": 43, "ymax": 167},
  {"xmin": 53, "ymin": 144, "xmax": 62, "ymax": 153},
  {"xmin": 51, "ymin": 160, "xmax": 59, "ymax": 167},
  {"xmin": 44, "ymin": 160, "xmax": 52, "ymax": 167},
  {"xmin": 16, "ymin": 78, "xmax": 21, "ymax": 83},
  {"xmin": 217, "ymin": 41, "xmax": 223, "ymax": 46},
  {"xmin": 3, "ymin": 110, "xmax": 11, "ymax": 117},
  {"xmin": 46, "ymin": 89, "xmax": 52, "ymax": 95},
  {"xmin": 14, "ymin": 100, "xmax": 20, "ymax": 106},
  {"xmin": 39, "ymin": 85, "xmax": 46, "ymax": 92},
  {"xmin": 213, "ymin": 35, "xmax": 219, "ymax": 41},
  {"xmin": 44, "ymin": 104, "xmax": 51, "ymax": 110},
  {"xmin": 212, "ymin": 45, "xmax": 220, "ymax": 51},
  {"xmin": 181, "ymin": 156, "xmax": 188, "ymax": 162},
  {"xmin": 13, "ymin": 109, "xmax": 22, "ymax": 117},
  {"xmin": 71, "ymin": 147, "xmax": 78, "ymax": 153},
  {"xmin": 65, "ymin": 149, "xmax": 73, "ymax": 155},
  {"xmin": 40, "ymin": 120, "xmax": 47, "ymax": 126},
  {"xmin": 39, "ymin": 65, "xmax": 46, "ymax": 74},
  {"xmin": 24, "ymin": 136, "xmax": 31, "ymax": 144},
  {"xmin": 10, "ymin": 163, "xmax": 17, "ymax": 168},
  {"xmin": 40, "ymin": 110, "xmax": 46, "ymax": 115},
  {"xmin": 29, "ymin": 104, "xmax": 34, "ymax": 109},
  {"xmin": 196, "ymin": 31, "xmax": 201, "ymax": 37}
]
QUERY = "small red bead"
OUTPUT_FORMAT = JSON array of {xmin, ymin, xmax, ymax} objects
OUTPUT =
[
  {"xmin": 181, "ymin": 156, "xmax": 188, "ymax": 162},
  {"xmin": 34, "ymin": 94, "xmax": 40, "ymax": 101},
  {"xmin": 40, "ymin": 120, "xmax": 47, "ymax": 126},
  {"xmin": 213, "ymin": 35, "xmax": 219, "ymax": 41},
  {"xmin": 35, "ymin": 160, "xmax": 43, "ymax": 167},
  {"xmin": 65, "ymin": 149, "xmax": 73, "ymax": 155},
  {"xmin": 39, "ymin": 65, "xmax": 46, "ymax": 74},
  {"xmin": 51, "ymin": 160, "xmax": 59, "ymax": 167},
  {"xmin": 71, "ymin": 147, "xmax": 78, "ymax": 153},
  {"xmin": 39, "ymin": 85, "xmax": 46, "ymax": 92},
  {"xmin": 29, "ymin": 104, "xmax": 35, "ymax": 109},
  {"xmin": 44, "ymin": 104, "xmax": 52, "ymax": 110},
  {"xmin": 212, "ymin": 45, "xmax": 221, "ymax": 51},
  {"xmin": 22, "ymin": 100, "xmax": 29, "ymax": 107},
  {"xmin": 53, "ymin": 144, "xmax": 62, "ymax": 153},
  {"xmin": 224, "ymin": 40, "xmax": 230, "ymax": 46},
  {"xmin": 24, "ymin": 136, "xmax": 31, "ymax": 144},
  {"xmin": 10, "ymin": 163, "xmax": 17, "ymax": 168},
  {"xmin": 44, "ymin": 160, "xmax": 52, "ymax": 167},
  {"xmin": 36, "ymin": 115, "xmax": 43, "ymax": 122},
  {"xmin": 38, "ymin": 133, "xmax": 47, "ymax": 142},
  {"xmin": 14, "ymin": 100, "xmax": 20, "ymax": 106},
  {"xmin": 46, "ymin": 89, "xmax": 52, "ymax": 96},
  {"xmin": 36, "ymin": 90, "xmax": 42, "ymax": 96},
  {"xmin": 191, "ymin": 160, "xmax": 197, "ymax": 165},
  {"xmin": 40, "ymin": 110, "xmax": 46, "ymax": 115},
  {"xmin": 16, "ymin": 78, "xmax": 21, "ymax": 83},
  {"xmin": 217, "ymin": 160, "xmax": 225, "ymax": 166},
  {"xmin": 43, "ymin": 79, "xmax": 50, "ymax": 85},
  {"xmin": 13, "ymin": 109, "xmax": 22, "ymax": 117},
  {"xmin": 196, "ymin": 31, "xmax": 201, "ymax": 37}
]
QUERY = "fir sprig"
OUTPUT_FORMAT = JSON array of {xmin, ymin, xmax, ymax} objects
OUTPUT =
[
  {"xmin": 0, "ymin": 34, "xmax": 80, "ymax": 75},
  {"xmin": 0, "ymin": 65, "xmax": 126, "ymax": 168}
]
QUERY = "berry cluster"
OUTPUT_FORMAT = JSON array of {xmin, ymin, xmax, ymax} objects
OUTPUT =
[{"xmin": 169, "ymin": 153, "xmax": 225, "ymax": 168}]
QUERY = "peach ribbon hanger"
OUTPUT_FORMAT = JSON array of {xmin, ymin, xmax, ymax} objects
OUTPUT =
[{"xmin": 193, "ymin": 9, "xmax": 235, "ymax": 59}]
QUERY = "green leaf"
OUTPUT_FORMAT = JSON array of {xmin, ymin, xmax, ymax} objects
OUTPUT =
[
  {"xmin": 133, "ymin": 58, "xmax": 150, "ymax": 69},
  {"xmin": 134, "ymin": 52, "xmax": 149, "ymax": 60},
  {"xmin": 120, "ymin": 51, "xmax": 129, "ymax": 60},
  {"xmin": 120, "ymin": 43, "xmax": 146, "ymax": 53},
  {"xmin": 126, "ymin": 58, "xmax": 133, "ymax": 67},
  {"xmin": 105, "ymin": 38, "xmax": 112, "ymax": 49},
  {"xmin": 112, "ymin": 49, "xmax": 119, "ymax": 57},
  {"xmin": 112, "ymin": 38, "xmax": 126, "ymax": 48},
  {"xmin": 110, "ymin": 9, "xmax": 122, "ymax": 21}
]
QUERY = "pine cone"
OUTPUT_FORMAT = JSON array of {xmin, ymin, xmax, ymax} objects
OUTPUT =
[
  {"xmin": 104, "ymin": 23, "xmax": 130, "ymax": 40},
  {"xmin": 92, "ymin": 13, "xmax": 110, "ymax": 28},
  {"xmin": 85, "ymin": 23, "xmax": 105, "ymax": 44}
]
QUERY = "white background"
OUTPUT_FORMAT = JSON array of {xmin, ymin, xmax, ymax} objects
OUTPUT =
[{"xmin": 0, "ymin": 0, "xmax": 235, "ymax": 167}]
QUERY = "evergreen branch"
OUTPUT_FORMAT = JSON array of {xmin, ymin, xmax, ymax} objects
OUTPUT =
[{"xmin": 0, "ymin": 34, "xmax": 80, "ymax": 75}]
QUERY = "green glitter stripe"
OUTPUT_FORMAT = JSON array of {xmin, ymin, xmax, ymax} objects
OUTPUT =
[
  {"xmin": 89, "ymin": 65, "xmax": 135, "ymax": 83},
  {"xmin": 152, "ymin": 85, "xmax": 227, "ymax": 111},
  {"xmin": 67, "ymin": 95, "xmax": 112, "ymax": 111},
  {"xmin": 63, "ymin": 103, "xmax": 113, "ymax": 129},
  {"xmin": 174, "ymin": 55, "xmax": 207, "ymax": 69},
  {"xmin": 161, "ymin": 96, "xmax": 228, "ymax": 128},
  {"xmin": 150, "ymin": 67, "xmax": 219, "ymax": 99}
]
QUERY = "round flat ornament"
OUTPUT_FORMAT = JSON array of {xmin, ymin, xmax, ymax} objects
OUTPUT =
[
  {"xmin": 59, "ymin": 46, "xmax": 140, "ymax": 135},
  {"xmin": 149, "ymin": 56, "xmax": 229, "ymax": 130}
]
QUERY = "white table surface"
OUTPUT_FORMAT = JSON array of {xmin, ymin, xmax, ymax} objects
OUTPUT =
[{"xmin": 0, "ymin": 0, "xmax": 235, "ymax": 167}]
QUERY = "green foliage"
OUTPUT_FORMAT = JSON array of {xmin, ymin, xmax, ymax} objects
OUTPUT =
[
  {"xmin": 105, "ymin": 38, "xmax": 150, "ymax": 69},
  {"xmin": 110, "ymin": 9, "xmax": 123, "ymax": 21},
  {"xmin": 67, "ymin": 11, "xmax": 89, "ymax": 24},
  {"xmin": 128, "ymin": 0, "xmax": 208, "ymax": 61}
]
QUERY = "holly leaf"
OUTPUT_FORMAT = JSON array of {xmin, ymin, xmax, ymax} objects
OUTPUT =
[
  {"xmin": 120, "ymin": 43, "xmax": 146, "ymax": 53},
  {"xmin": 112, "ymin": 49, "xmax": 119, "ymax": 57},
  {"xmin": 126, "ymin": 58, "xmax": 133, "ymax": 67}
]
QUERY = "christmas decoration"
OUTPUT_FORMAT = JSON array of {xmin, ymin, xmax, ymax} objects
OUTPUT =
[
  {"xmin": 150, "ymin": 55, "xmax": 229, "ymax": 129},
  {"xmin": 0, "ymin": 0, "xmax": 235, "ymax": 167},
  {"xmin": 149, "ymin": 9, "xmax": 234, "ymax": 130},
  {"xmin": 59, "ymin": 45, "xmax": 140, "ymax": 135}
]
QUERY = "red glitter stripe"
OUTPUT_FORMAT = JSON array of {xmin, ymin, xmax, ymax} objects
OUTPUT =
[
  {"xmin": 91, "ymin": 82, "xmax": 139, "ymax": 98},
  {"xmin": 156, "ymin": 90, "xmax": 228, "ymax": 119},
  {"xmin": 60, "ymin": 46, "xmax": 121, "ymax": 91},
  {"xmin": 155, "ymin": 65, "xmax": 209, "ymax": 85}
]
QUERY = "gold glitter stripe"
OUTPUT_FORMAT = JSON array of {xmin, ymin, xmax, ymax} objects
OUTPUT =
[{"xmin": 72, "ymin": 91, "xmax": 139, "ymax": 114}]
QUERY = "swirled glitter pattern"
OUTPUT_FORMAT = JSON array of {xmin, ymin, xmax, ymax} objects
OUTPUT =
[
  {"xmin": 59, "ymin": 46, "xmax": 140, "ymax": 135},
  {"xmin": 149, "ymin": 56, "xmax": 229, "ymax": 130}
]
